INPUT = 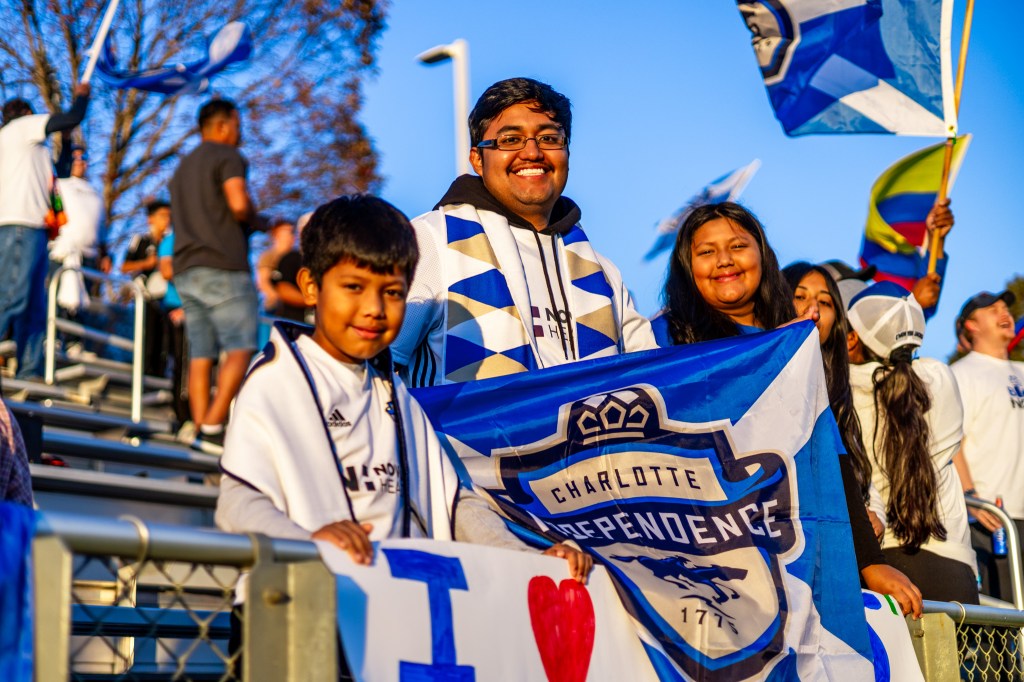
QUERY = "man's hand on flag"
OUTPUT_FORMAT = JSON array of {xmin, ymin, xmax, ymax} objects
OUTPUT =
[
  {"xmin": 543, "ymin": 543, "xmax": 593, "ymax": 584},
  {"xmin": 912, "ymin": 273, "xmax": 943, "ymax": 311},
  {"xmin": 778, "ymin": 302, "xmax": 820, "ymax": 330},
  {"xmin": 926, "ymin": 198, "xmax": 954, "ymax": 239}
]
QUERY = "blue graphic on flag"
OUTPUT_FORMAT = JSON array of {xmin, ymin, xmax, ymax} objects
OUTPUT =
[
  {"xmin": 95, "ymin": 21, "xmax": 252, "ymax": 95},
  {"xmin": 0, "ymin": 503, "xmax": 35, "ymax": 681},
  {"xmin": 737, "ymin": 0, "xmax": 954, "ymax": 136},
  {"xmin": 414, "ymin": 324, "xmax": 872, "ymax": 679},
  {"xmin": 645, "ymin": 160, "xmax": 760, "ymax": 261},
  {"xmin": 1011, "ymin": 318, "xmax": 1024, "ymax": 353}
]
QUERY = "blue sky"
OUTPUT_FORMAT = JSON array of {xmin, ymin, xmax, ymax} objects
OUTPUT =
[{"xmin": 359, "ymin": 1, "xmax": 1022, "ymax": 358}]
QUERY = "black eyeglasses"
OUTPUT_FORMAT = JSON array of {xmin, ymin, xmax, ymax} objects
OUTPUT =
[{"xmin": 476, "ymin": 133, "xmax": 567, "ymax": 151}]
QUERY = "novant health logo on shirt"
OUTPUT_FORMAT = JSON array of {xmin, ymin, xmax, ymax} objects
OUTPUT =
[{"xmin": 1009, "ymin": 375, "xmax": 1024, "ymax": 408}]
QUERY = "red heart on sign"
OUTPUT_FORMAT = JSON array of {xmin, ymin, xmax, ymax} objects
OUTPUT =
[{"xmin": 527, "ymin": 576, "xmax": 595, "ymax": 682}]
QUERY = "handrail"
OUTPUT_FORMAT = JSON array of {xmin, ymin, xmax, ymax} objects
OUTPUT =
[
  {"xmin": 30, "ymin": 465, "xmax": 219, "ymax": 508},
  {"xmin": 45, "ymin": 265, "xmax": 146, "ymax": 422},
  {"xmin": 6, "ymin": 399, "xmax": 169, "ymax": 435},
  {"xmin": 42, "ymin": 427, "xmax": 220, "ymax": 473},
  {"xmin": 35, "ymin": 510, "xmax": 321, "ymax": 566},
  {"xmin": 966, "ymin": 495, "xmax": 1024, "ymax": 610},
  {"xmin": 922, "ymin": 599, "xmax": 1024, "ymax": 627}
]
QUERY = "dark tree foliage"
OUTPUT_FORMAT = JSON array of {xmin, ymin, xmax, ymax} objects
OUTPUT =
[
  {"xmin": 1007, "ymin": 275, "xmax": 1024, "ymax": 363},
  {"xmin": 0, "ymin": 0, "xmax": 386, "ymax": 247}
]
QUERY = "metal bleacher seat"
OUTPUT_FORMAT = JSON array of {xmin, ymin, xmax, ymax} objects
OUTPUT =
[{"xmin": 9, "ymin": 396, "xmax": 218, "ymax": 528}]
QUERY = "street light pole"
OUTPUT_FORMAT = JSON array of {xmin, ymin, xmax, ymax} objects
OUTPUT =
[{"xmin": 416, "ymin": 39, "xmax": 471, "ymax": 177}]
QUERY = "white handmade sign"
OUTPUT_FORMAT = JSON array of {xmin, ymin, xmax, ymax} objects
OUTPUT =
[
  {"xmin": 320, "ymin": 538, "xmax": 657, "ymax": 682},
  {"xmin": 320, "ymin": 539, "xmax": 921, "ymax": 681}
]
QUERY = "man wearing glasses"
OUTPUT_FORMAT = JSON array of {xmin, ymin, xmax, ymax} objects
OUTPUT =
[{"xmin": 392, "ymin": 77, "xmax": 655, "ymax": 387}]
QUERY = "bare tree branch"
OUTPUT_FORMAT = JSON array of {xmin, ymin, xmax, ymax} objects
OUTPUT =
[{"xmin": 1, "ymin": 0, "xmax": 387, "ymax": 249}]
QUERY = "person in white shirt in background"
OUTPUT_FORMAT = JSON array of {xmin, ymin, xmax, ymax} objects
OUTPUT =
[
  {"xmin": 50, "ymin": 145, "xmax": 103, "ymax": 314},
  {"xmin": 950, "ymin": 290, "xmax": 1024, "ymax": 602},
  {"xmin": 0, "ymin": 82, "xmax": 90, "ymax": 379}
]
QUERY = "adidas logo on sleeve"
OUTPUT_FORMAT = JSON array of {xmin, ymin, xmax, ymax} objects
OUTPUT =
[{"xmin": 326, "ymin": 408, "xmax": 352, "ymax": 428}]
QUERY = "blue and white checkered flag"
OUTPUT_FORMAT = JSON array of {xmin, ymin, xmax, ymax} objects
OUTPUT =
[
  {"xmin": 645, "ymin": 159, "xmax": 760, "ymax": 262},
  {"xmin": 95, "ymin": 21, "xmax": 253, "ymax": 95},
  {"xmin": 737, "ymin": 0, "xmax": 956, "ymax": 136}
]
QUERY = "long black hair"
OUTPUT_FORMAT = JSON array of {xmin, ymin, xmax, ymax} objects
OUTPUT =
[
  {"xmin": 662, "ymin": 202, "xmax": 794, "ymax": 344},
  {"xmin": 783, "ymin": 262, "xmax": 871, "ymax": 500},
  {"xmin": 863, "ymin": 343, "xmax": 946, "ymax": 549}
]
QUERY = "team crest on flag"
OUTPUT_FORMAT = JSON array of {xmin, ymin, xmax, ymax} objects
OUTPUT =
[
  {"xmin": 414, "ymin": 324, "xmax": 874, "ymax": 679},
  {"xmin": 484, "ymin": 384, "xmax": 797, "ymax": 679}
]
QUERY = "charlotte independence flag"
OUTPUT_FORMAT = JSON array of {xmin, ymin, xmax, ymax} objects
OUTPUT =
[
  {"xmin": 414, "ymin": 324, "xmax": 873, "ymax": 680},
  {"xmin": 645, "ymin": 160, "xmax": 760, "ymax": 262},
  {"xmin": 737, "ymin": 0, "xmax": 956, "ymax": 136},
  {"xmin": 95, "ymin": 21, "xmax": 252, "ymax": 95}
]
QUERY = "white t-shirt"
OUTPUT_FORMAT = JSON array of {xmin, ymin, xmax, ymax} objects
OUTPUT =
[
  {"xmin": 849, "ymin": 358, "xmax": 975, "ymax": 571},
  {"xmin": 50, "ymin": 176, "xmax": 102, "ymax": 261},
  {"xmin": 0, "ymin": 114, "xmax": 52, "ymax": 228},
  {"xmin": 294, "ymin": 334, "xmax": 409, "ymax": 540},
  {"xmin": 511, "ymin": 226, "xmax": 588, "ymax": 366},
  {"xmin": 951, "ymin": 351, "xmax": 1024, "ymax": 519}
]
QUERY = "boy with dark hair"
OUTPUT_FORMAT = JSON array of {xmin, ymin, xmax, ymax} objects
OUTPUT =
[
  {"xmin": 122, "ymin": 199, "xmax": 172, "ymax": 377},
  {"xmin": 216, "ymin": 195, "xmax": 590, "ymax": 576}
]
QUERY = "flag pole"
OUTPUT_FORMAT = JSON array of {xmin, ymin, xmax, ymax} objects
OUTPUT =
[
  {"xmin": 928, "ymin": 0, "xmax": 975, "ymax": 274},
  {"xmin": 80, "ymin": 0, "xmax": 121, "ymax": 84}
]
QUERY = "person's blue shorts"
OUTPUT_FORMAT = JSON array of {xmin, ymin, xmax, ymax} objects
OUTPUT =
[{"xmin": 175, "ymin": 267, "xmax": 258, "ymax": 359}]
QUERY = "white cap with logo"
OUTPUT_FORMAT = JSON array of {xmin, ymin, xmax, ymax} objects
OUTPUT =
[{"xmin": 847, "ymin": 281, "xmax": 926, "ymax": 359}]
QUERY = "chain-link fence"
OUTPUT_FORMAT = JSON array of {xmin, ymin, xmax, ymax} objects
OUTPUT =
[
  {"xmin": 914, "ymin": 600, "xmax": 1024, "ymax": 682},
  {"xmin": 35, "ymin": 511, "xmax": 335, "ymax": 682},
  {"xmin": 957, "ymin": 621, "xmax": 1023, "ymax": 681},
  {"xmin": 35, "ymin": 511, "xmax": 1024, "ymax": 681},
  {"xmin": 68, "ymin": 554, "xmax": 240, "ymax": 680}
]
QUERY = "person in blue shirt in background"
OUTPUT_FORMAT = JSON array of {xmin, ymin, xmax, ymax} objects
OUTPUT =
[{"xmin": 157, "ymin": 215, "xmax": 189, "ymax": 430}]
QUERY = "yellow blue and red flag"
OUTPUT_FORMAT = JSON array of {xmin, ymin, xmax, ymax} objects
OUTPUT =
[
  {"xmin": 1010, "ymin": 319, "xmax": 1024, "ymax": 353},
  {"xmin": 859, "ymin": 135, "xmax": 970, "ymax": 314}
]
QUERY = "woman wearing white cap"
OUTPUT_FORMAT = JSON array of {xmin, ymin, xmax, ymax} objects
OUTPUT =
[{"xmin": 847, "ymin": 281, "xmax": 978, "ymax": 603}]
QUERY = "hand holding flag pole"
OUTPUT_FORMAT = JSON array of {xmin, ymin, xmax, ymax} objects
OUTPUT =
[
  {"xmin": 80, "ymin": 0, "xmax": 121, "ymax": 84},
  {"xmin": 928, "ymin": 0, "xmax": 976, "ymax": 274}
]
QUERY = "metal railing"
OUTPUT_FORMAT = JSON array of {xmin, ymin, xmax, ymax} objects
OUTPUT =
[
  {"xmin": 45, "ymin": 266, "xmax": 146, "ymax": 423},
  {"xmin": 967, "ymin": 495, "xmax": 1024, "ymax": 610},
  {"xmin": 34, "ymin": 511, "xmax": 335, "ymax": 682},
  {"xmin": 31, "ymin": 510, "xmax": 1024, "ymax": 681},
  {"xmin": 7, "ymin": 399, "xmax": 172, "ymax": 438},
  {"xmin": 912, "ymin": 600, "xmax": 1024, "ymax": 681}
]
